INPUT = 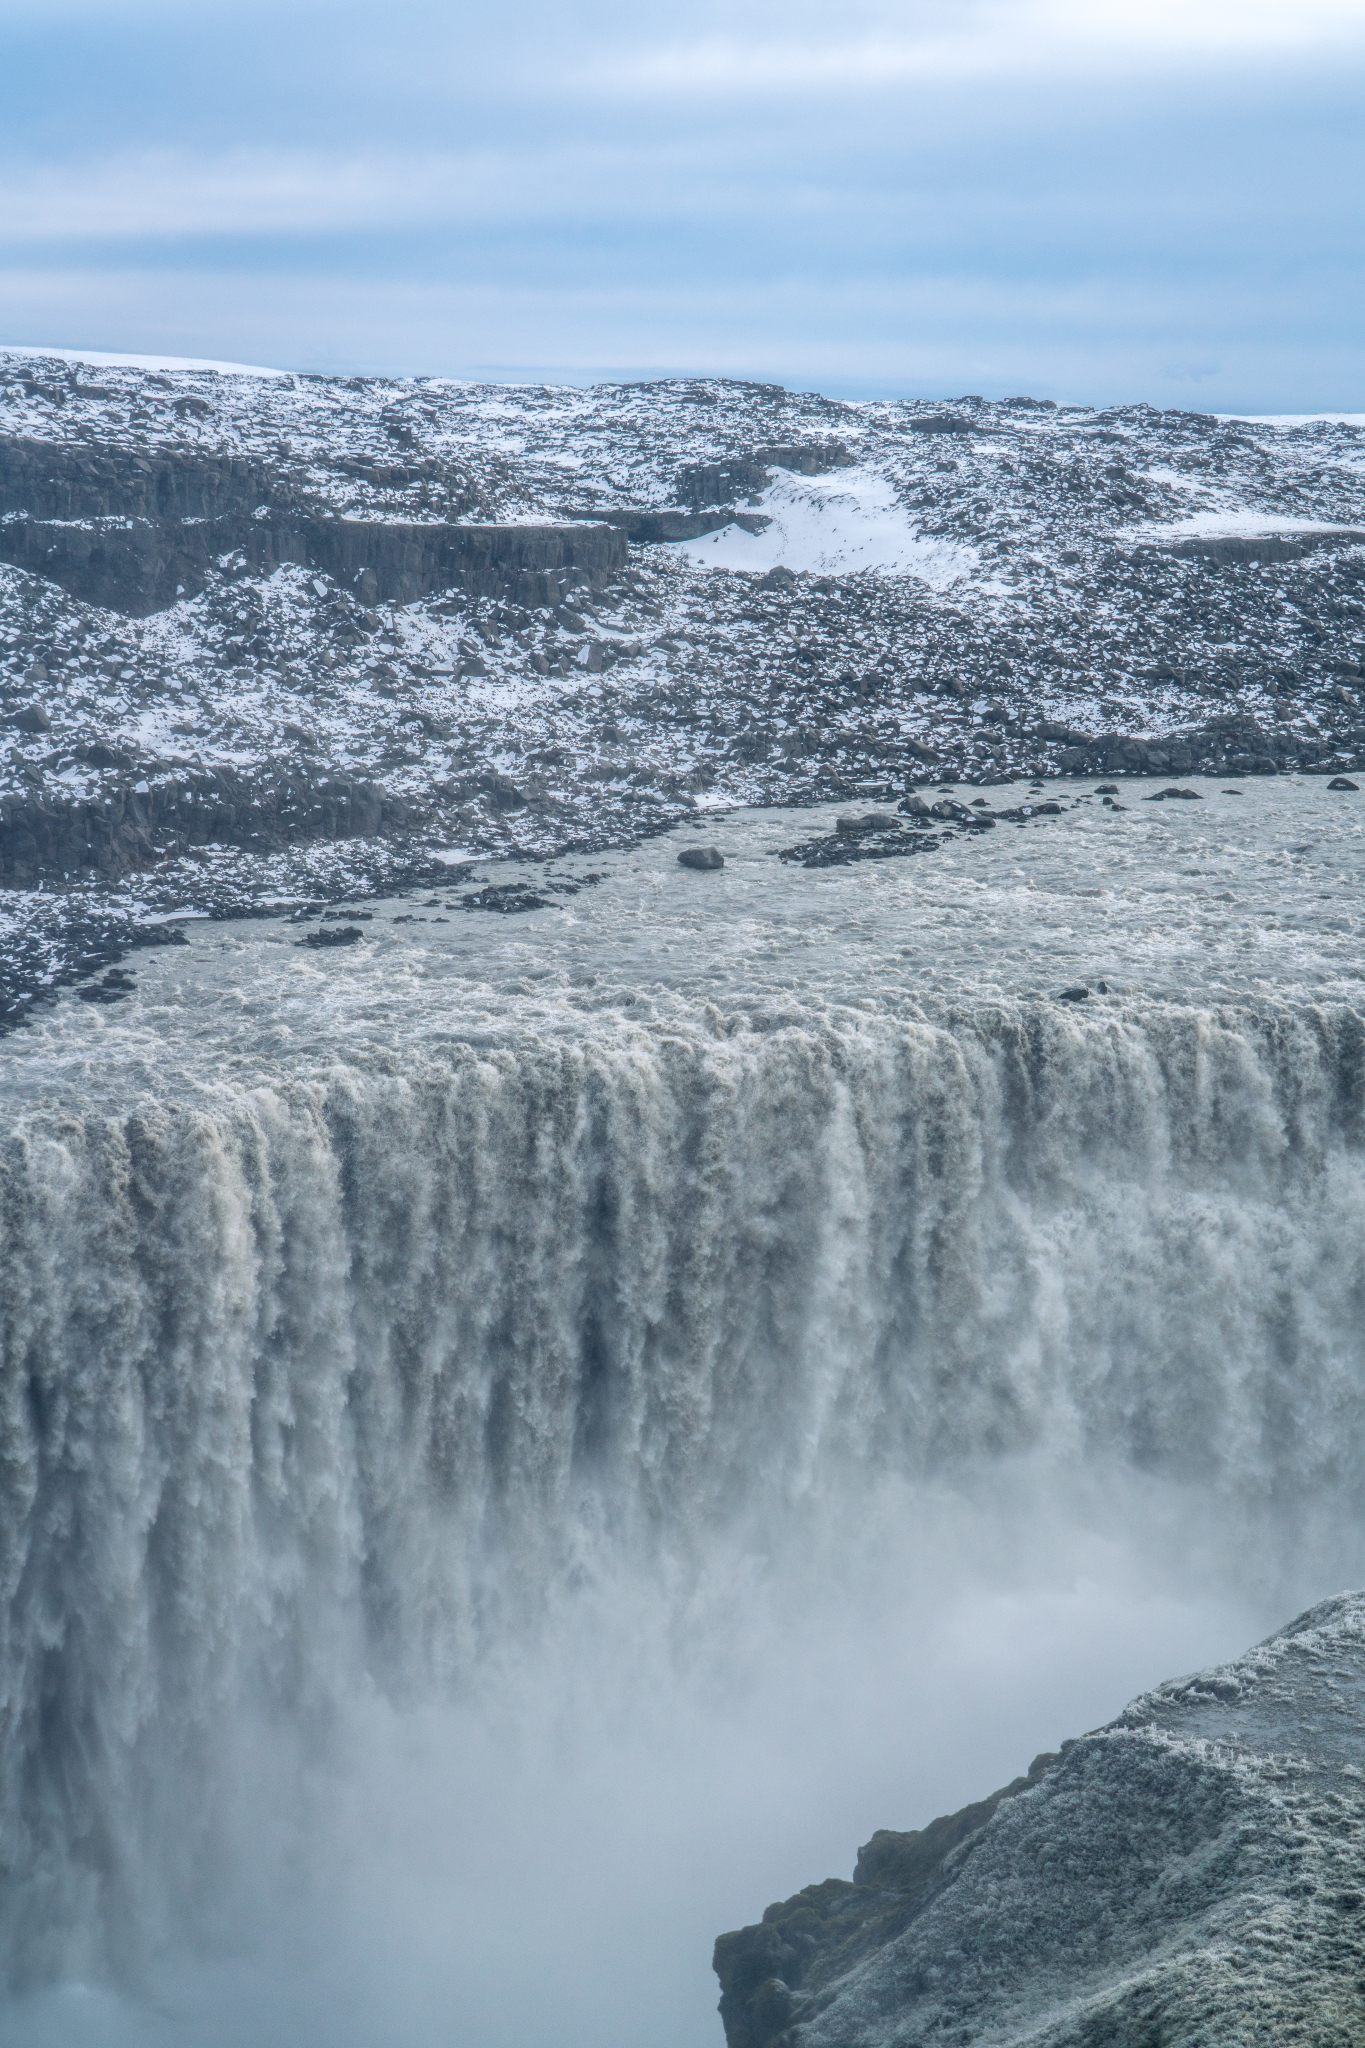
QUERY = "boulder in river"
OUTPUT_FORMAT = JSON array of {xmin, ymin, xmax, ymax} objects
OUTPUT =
[
  {"xmin": 297, "ymin": 925, "xmax": 366, "ymax": 948},
  {"xmin": 678, "ymin": 846, "xmax": 724, "ymax": 870},
  {"xmin": 836, "ymin": 813, "xmax": 899, "ymax": 836}
]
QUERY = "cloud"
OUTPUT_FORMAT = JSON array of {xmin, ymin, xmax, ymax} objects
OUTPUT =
[
  {"xmin": 577, "ymin": 0, "xmax": 1365, "ymax": 96},
  {"xmin": 0, "ymin": 150, "xmax": 507, "ymax": 241},
  {"xmin": 1, "ymin": 0, "xmax": 1362, "ymax": 407}
]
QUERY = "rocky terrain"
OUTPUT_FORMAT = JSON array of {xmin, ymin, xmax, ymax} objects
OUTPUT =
[
  {"xmin": 2, "ymin": 348, "xmax": 1364, "ymax": 1019},
  {"xmin": 714, "ymin": 1594, "xmax": 1365, "ymax": 2047}
]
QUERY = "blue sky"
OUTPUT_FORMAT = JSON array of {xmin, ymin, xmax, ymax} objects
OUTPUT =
[{"xmin": 2, "ymin": 0, "xmax": 1363, "ymax": 407}]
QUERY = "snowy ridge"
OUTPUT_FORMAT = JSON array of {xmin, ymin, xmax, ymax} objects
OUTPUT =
[{"xmin": 0, "ymin": 343, "xmax": 288, "ymax": 379}]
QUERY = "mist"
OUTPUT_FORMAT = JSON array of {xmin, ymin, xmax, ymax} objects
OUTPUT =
[{"xmin": 0, "ymin": 1464, "xmax": 1315, "ymax": 2048}]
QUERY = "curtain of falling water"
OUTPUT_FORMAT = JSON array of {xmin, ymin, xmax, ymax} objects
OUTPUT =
[{"xmin": 2, "ymin": 999, "xmax": 1363, "ymax": 1985}]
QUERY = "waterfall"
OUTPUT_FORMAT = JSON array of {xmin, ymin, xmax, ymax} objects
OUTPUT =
[{"xmin": 3, "ymin": 996, "xmax": 1364, "ymax": 1993}]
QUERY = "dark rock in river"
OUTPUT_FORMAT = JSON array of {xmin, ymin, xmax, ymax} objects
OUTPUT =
[
  {"xmin": 456, "ymin": 883, "xmax": 552, "ymax": 912},
  {"xmin": 713, "ymin": 1595, "xmax": 1365, "ymax": 2048},
  {"xmin": 297, "ymin": 925, "xmax": 365, "ymax": 948},
  {"xmin": 678, "ymin": 845, "xmax": 725, "ymax": 870},
  {"xmin": 75, "ymin": 967, "xmax": 136, "ymax": 1003},
  {"xmin": 1328, "ymin": 776, "xmax": 1360, "ymax": 791},
  {"xmin": 835, "ymin": 813, "xmax": 898, "ymax": 835}
]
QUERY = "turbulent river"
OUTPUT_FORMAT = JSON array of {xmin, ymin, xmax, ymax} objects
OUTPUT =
[{"xmin": 2, "ymin": 778, "xmax": 1364, "ymax": 2046}]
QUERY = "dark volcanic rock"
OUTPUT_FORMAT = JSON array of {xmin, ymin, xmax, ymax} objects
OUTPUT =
[
  {"xmin": 835, "ymin": 812, "xmax": 898, "ymax": 835},
  {"xmin": 713, "ymin": 1595, "xmax": 1365, "ymax": 2048},
  {"xmin": 0, "ymin": 436, "xmax": 626, "ymax": 613},
  {"xmin": 1164, "ymin": 529, "xmax": 1365, "ymax": 566},
  {"xmin": 297, "ymin": 924, "xmax": 365, "ymax": 948},
  {"xmin": 906, "ymin": 414, "xmax": 974, "ymax": 435},
  {"xmin": 0, "ymin": 769, "xmax": 413, "ymax": 887},
  {"xmin": 456, "ymin": 883, "xmax": 553, "ymax": 911},
  {"xmin": 75, "ymin": 967, "xmax": 137, "ymax": 1003},
  {"xmin": 1053, "ymin": 717, "xmax": 1301, "ymax": 779},
  {"xmin": 777, "ymin": 822, "xmax": 936, "ymax": 868},
  {"xmin": 677, "ymin": 442, "xmax": 853, "ymax": 507},
  {"xmin": 565, "ymin": 506, "xmax": 752, "ymax": 544},
  {"xmin": 678, "ymin": 845, "xmax": 724, "ymax": 870}
]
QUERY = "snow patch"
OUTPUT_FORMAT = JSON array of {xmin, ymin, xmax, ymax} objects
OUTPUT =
[
  {"xmin": 0, "ymin": 343, "xmax": 288, "ymax": 379},
  {"xmin": 670, "ymin": 466, "xmax": 976, "ymax": 587},
  {"xmin": 1118, "ymin": 510, "xmax": 1362, "ymax": 542},
  {"xmin": 1222, "ymin": 413, "xmax": 1365, "ymax": 427}
]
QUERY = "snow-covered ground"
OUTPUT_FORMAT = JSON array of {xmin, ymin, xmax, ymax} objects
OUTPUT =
[
  {"xmin": 672, "ymin": 466, "xmax": 978, "ymax": 585},
  {"xmin": 1, "ymin": 355, "xmax": 1364, "ymax": 1018},
  {"xmin": 0, "ymin": 342, "xmax": 289, "ymax": 377},
  {"xmin": 1119, "ymin": 509, "xmax": 1364, "ymax": 541}
]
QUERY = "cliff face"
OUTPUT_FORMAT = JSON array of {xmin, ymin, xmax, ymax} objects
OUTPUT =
[
  {"xmin": 714, "ymin": 1595, "xmax": 1365, "ymax": 2047},
  {"xmin": 0, "ymin": 436, "xmax": 626, "ymax": 614}
]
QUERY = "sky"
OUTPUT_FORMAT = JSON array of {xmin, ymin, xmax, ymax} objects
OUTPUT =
[{"xmin": 1, "ymin": 0, "xmax": 1364, "ymax": 408}]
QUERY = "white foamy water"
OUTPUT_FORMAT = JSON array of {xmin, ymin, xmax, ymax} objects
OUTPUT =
[
  {"xmin": 2, "ymin": 775, "xmax": 1364, "ymax": 2046},
  {"xmin": 5, "ymin": 774, "xmax": 1362, "ymax": 1101}
]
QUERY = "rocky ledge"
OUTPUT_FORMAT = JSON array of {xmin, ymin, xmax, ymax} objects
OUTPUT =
[{"xmin": 714, "ymin": 1595, "xmax": 1365, "ymax": 2047}]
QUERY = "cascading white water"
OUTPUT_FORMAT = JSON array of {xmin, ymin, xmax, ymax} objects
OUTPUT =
[
  {"xmin": 4, "ymin": 780, "xmax": 1365, "ymax": 2042},
  {"xmin": 4, "ymin": 991, "xmax": 1365, "ymax": 2006}
]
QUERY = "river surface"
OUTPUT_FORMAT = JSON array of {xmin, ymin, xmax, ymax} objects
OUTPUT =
[{"xmin": 4, "ymin": 775, "xmax": 1363, "ymax": 1107}]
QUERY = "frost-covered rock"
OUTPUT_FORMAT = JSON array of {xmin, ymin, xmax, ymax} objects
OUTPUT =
[{"xmin": 715, "ymin": 1595, "xmax": 1365, "ymax": 2047}]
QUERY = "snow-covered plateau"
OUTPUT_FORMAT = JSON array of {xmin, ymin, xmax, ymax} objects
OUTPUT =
[{"xmin": 2, "ymin": 351, "xmax": 1364, "ymax": 1020}]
